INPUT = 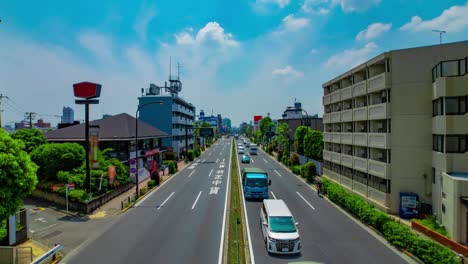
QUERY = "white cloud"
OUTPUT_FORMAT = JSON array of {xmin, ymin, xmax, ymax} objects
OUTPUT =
[
  {"xmin": 174, "ymin": 22, "xmax": 239, "ymax": 48},
  {"xmin": 272, "ymin": 65, "xmax": 304, "ymax": 78},
  {"xmin": 325, "ymin": 42, "xmax": 378, "ymax": 70},
  {"xmin": 309, "ymin": 48, "xmax": 318, "ymax": 54},
  {"xmin": 281, "ymin": 14, "xmax": 310, "ymax": 32},
  {"xmin": 400, "ymin": 3, "xmax": 468, "ymax": 32},
  {"xmin": 255, "ymin": 0, "xmax": 290, "ymax": 8},
  {"xmin": 78, "ymin": 31, "xmax": 114, "ymax": 62},
  {"xmin": 302, "ymin": 0, "xmax": 380, "ymax": 14},
  {"xmin": 133, "ymin": 6, "xmax": 156, "ymax": 40},
  {"xmin": 356, "ymin": 22, "xmax": 392, "ymax": 41}
]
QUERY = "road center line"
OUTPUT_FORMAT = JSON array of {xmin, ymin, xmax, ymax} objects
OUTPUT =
[
  {"xmin": 216, "ymin": 158, "xmax": 219, "ymax": 163},
  {"xmin": 263, "ymin": 158, "xmax": 268, "ymax": 163},
  {"xmin": 296, "ymin": 192, "xmax": 315, "ymax": 210},
  {"xmin": 274, "ymin": 169, "xmax": 282, "ymax": 177},
  {"xmin": 157, "ymin": 192, "xmax": 175, "ymax": 210},
  {"xmin": 251, "ymin": 158, "xmax": 254, "ymax": 163},
  {"xmin": 191, "ymin": 191, "xmax": 203, "ymax": 210},
  {"xmin": 208, "ymin": 169, "xmax": 214, "ymax": 177},
  {"xmin": 202, "ymin": 159, "xmax": 206, "ymax": 162},
  {"xmin": 188, "ymin": 170, "xmax": 196, "ymax": 178},
  {"xmin": 270, "ymin": 191, "xmax": 277, "ymax": 199}
]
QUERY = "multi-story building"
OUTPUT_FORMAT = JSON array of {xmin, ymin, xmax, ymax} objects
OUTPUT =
[
  {"xmin": 62, "ymin": 107, "xmax": 74, "ymax": 123},
  {"xmin": 222, "ymin": 118, "xmax": 232, "ymax": 133},
  {"xmin": 138, "ymin": 81, "xmax": 196, "ymax": 158},
  {"xmin": 278, "ymin": 101, "xmax": 323, "ymax": 141},
  {"xmin": 322, "ymin": 41, "xmax": 468, "ymax": 241}
]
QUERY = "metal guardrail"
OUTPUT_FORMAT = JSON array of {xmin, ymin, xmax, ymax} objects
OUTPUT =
[{"xmin": 31, "ymin": 243, "xmax": 62, "ymax": 264}]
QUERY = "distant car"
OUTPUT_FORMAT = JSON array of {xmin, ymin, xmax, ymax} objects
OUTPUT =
[
  {"xmin": 241, "ymin": 154, "xmax": 251, "ymax": 163},
  {"xmin": 238, "ymin": 146, "xmax": 245, "ymax": 154}
]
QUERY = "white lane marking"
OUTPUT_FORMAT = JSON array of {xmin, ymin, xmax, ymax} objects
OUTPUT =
[
  {"xmin": 270, "ymin": 191, "xmax": 277, "ymax": 199},
  {"xmin": 35, "ymin": 217, "xmax": 47, "ymax": 223},
  {"xmin": 223, "ymin": 158, "xmax": 225, "ymax": 163},
  {"xmin": 274, "ymin": 169, "xmax": 282, "ymax": 177},
  {"xmin": 30, "ymin": 223, "xmax": 57, "ymax": 234},
  {"xmin": 216, "ymin": 158, "xmax": 219, "ymax": 163},
  {"xmin": 251, "ymin": 158, "xmax": 254, "ymax": 163},
  {"xmin": 209, "ymin": 169, "xmax": 214, "ymax": 177},
  {"xmin": 191, "ymin": 191, "xmax": 203, "ymax": 210},
  {"xmin": 202, "ymin": 159, "xmax": 206, "ymax": 162},
  {"xmin": 220, "ymin": 152, "xmax": 222, "ymax": 156},
  {"xmin": 218, "ymin": 141, "xmax": 232, "ymax": 264},
  {"xmin": 188, "ymin": 170, "xmax": 196, "ymax": 178},
  {"xmin": 237, "ymin": 144, "xmax": 255, "ymax": 264},
  {"xmin": 296, "ymin": 192, "xmax": 315, "ymax": 210},
  {"xmin": 263, "ymin": 158, "xmax": 268, "ymax": 163},
  {"xmin": 157, "ymin": 192, "xmax": 175, "ymax": 210}
]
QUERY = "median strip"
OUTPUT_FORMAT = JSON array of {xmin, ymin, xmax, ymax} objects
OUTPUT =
[{"xmin": 226, "ymin": 140, "xmax": 246, "ymax": 264}]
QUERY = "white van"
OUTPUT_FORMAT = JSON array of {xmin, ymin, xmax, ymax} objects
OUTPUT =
[
  {"xmin": 249, "ymin": 144, "xmax": 258, "ymax": 155},
  {"xmin": 260, "ymin": 199, "xmax": 300, "ymax": 254}
]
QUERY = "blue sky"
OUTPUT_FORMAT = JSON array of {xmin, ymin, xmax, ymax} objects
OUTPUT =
[{"xmin": 1, "ymin": 0, "xmax": 468, "ymax": 126}]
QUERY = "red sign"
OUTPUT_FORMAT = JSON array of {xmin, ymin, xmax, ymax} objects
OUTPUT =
[
  {"xmin": 253, "ymin": 115, "xmax": 262, "ymax": 124},
  {"xmin": 69, "ymin": 183, "xmax": 75, "ymax": 190},
  {"xmin": 73, "ymin": 82, "xmax": 102, "ymax": 99}
]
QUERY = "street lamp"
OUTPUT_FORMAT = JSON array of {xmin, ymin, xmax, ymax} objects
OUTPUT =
[
  {"xmin": 300, "ymin": 108, "xmax": 310, "ymax": 127},
  {"xmin": 135, "ymin": 101, "xmax": 164, "ymax": 198}
]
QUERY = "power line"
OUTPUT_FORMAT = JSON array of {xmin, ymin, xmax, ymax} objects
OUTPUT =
[
  {"xmin": 24, "ymin": 112, "xmax": 37, "ymax": 129},
  {"xmin": 0, "ymin": 94, "xmax": 9, "ymax": 128}
]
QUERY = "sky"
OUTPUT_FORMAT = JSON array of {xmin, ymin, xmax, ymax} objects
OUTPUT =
[{"xmin": 1, "ymin": 0, "xmax": 468, "ymax": 127}]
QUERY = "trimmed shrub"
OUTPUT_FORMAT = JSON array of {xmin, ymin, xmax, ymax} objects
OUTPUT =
[
  {"xmin": 290, "ymin": 153, "xmax": 300, "ymax": 166},
  {"xmin": 165, "ymin": 151, "xmax": 176, "ymax": 161},
  {"xmin": 302, "ymin": 162, "xmax": 317, "ymax": 183},
  {"xmin": 147, "ymin": 179, "xmax": 156, "ymax": 189},
  {"xmin": 323, "ymin": 179, "xmax": 460, "ymax": 264},
  {"xmin": 187, "ymin": 150, "xmax": 195, "ymax": 161},
  {"xmin": 167, "ymin": 161, "xmax": 177, "ymax": 174},
  {"xmin": 277, "ymin": 150, "xmax": 283, "ymax": 162},
  {"xmin": 291, "ymin": 165, "xmax": 302, "ymax": 175},
  {"xmin": 194, "ymin": 147, "xmax": 202, "ymax": 157}
]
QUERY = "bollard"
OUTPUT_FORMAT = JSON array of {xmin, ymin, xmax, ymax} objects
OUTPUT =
[{"xmin": 52, "ymin": 243, "xmax": 57, "ymax": 261}]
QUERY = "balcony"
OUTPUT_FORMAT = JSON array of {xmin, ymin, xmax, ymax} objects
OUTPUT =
[
  {"xmin": 341, "ymin": 132, "xmax": 353, "ymax": 145},
  {"xmin": 172, "ymin": 105, "xmax": 194, "ymax": 116},
  {"xmin": 323, "ymin": 132, "xmax": 332, "ymax": 142},
  {"xmin": 353, "ymin": 106, "xmax": 368, "ymax": 121},
  {"xmin": 368, "ymin": 160, "xmax": 391, "ymax": 179},
  {"xmin": 368, "ymin": 72, "xmax": 391, "ymax": 93},
  {"xmin": 432, "ymin": 115, "xmax": 468, "ymax": 135},
  {"xmin": 331, "ymin": 132, "xmax": 341, "ymax": 143},
  {"xmin": 324, "ymin": 168, "xmax": 340, "ymax": 182},
  {"xmin": 341, "ymin": 175, "xmax": 353, "ymax": 189},
  {"xmin": 353, "ymin": 133, "xmax": 368, "ymax": 146},
  {"xmin": 340, "ymin": 86, "xmax": 352, "ymax": 100},
  {"xmin": 368, "ymin": 103, "xmax": 390, "ymax": 120},
  {"xmin": 331, "ymin": 152, "xmax": 341, "ymax": 163},
  {"xmin": 341, "ymin": 154, "xmax": 353, "ymax": 167},
  {"xmin": 353, "ymin": 156, "xmax": 368, "ymax": 172},
  {"xmin": 331, "ymin": 91, "xmax": 341, "ymax": 103},
  {"xmin": 323, "ymin": 113, "xmax": 331, "ymax": 124},
  {"xmin": 323, "ymin": 150, "xmax": 332, "ymax": 161},
  {"xmin": 368, "ymin": 133, "xmax": 390, "ymax": 149},
  {"xmin": 353, "ymin": 80, "xmax": 367, "ymax": 97},
  {"xmin": 352, "ymin": 180, "xmax": 367, "ymax": 196},
  {"xmin": 331, "ymin": 112, "xmax": 341, "ymax": 123},
  {"xmin": 368, "ymin": 187, "xmax": 391, "ymax": 208},
  {"xmin": 341, "ymin": 109, "xmax": 353, "ymax": 122},
  {"xmin": 323, "ymin": 94, "xmax": 331, "ymax": 106}
]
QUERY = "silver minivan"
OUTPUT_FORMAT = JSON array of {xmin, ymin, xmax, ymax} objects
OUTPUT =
[{"xmin": 260, "ymin": 199, "xmax": 300, "ymax": 254}]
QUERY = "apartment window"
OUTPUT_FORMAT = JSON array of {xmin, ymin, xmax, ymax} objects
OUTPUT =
[
  {"xmin": 446, "ymin": 135, "xmax": 468, "ymax": 153},
  {"xmin": 432, "ymin": 98, "xmax": 444, "ymax": 116},
  {"xmin": 432, "ymin": 135, "xmax": 444, "ymax": 152},
  {"xmin": 354, "ymin": 171, "xmax": 368, "ymax": 185},
  {"xmin": 445, "ymin": 96, "xmax": 468, "ymax": 115},
  {"xmin": 369, "ymin": 175, "xmax": 390, "ymax": 193},
  {"xmin": 432, "ymin": 167, "xmax": 436, "ymax": 184}
]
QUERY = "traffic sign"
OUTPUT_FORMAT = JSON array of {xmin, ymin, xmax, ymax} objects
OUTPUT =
[
  {"xmin": 130, "ymin": 159, "xmax": 136, "ymax": 165},
  {"xmin": 69, "ymin": 183, "xmax": 75, "ymax": 190},
  {"xmin": 130, "ymin": 159, "xmax": 137, "ymax": 178}
]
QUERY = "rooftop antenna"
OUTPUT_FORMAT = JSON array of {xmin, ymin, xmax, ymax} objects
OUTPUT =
[
  {"xmin": 177, "ymin": 62, "xmax": 182, "ymax": 80},
  {"xmin": 432, "ymin": 30, "xmax": 446, "ymax": 44},
  {"xmin": 169, "ymin": 56, "xmax": 172, "ymax": 80}
]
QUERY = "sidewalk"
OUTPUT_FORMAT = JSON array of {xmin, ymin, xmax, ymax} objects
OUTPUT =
[{"xmin": 88, "ymin": 160, "xmax": 188, "ymax": 218}]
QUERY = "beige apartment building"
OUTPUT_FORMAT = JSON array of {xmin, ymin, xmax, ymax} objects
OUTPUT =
[{"xmin": 322, "ymin": 41, "xmax": 468, "ymax": 242}]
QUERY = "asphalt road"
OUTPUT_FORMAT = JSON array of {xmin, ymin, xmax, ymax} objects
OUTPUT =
[
  {"xmin": 236, "ymin": 139, "xmax": 410, "ymax": 264},
  {"xmin": 64, "ymin": 138, "xmax": 232, "ymax": 264}
]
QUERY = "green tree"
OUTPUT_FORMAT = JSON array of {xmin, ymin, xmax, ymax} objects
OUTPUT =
[
  {"xmin": 259, "ymin": 117, "xmax": 274, "ymax": 143},
  {"xmin": 246, "ymin": 126, "xmax": 252, "ymax": 138},
  {"xmin": 275, "ymin": 122, "xmax": 290, "ymax": 153},
  {"xmin": 294, "ymin": 126, "xmax": 310, "ymax": 155},
  {"xmin": 304, "ymin": 130, "xmax": 324, "ymax": 160},
  {"xmin": 11, "ymin": 129, "xmax": 48, "ymax": 153},
  {"xmin": 30, "ymin": 143, "xmax": 85, "ymax": 182},
  {"xmin": 0, "ymin": 129, "xmax": 38, "ymax": 220}
]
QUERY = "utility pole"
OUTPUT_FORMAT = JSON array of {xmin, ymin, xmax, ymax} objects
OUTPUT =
[
  {"xmin": 0, "ymin": 94, "xmax": 9, "ymax": 128},
  {"xmin": 24, "ymin": 112, "xmax": 36, "ymax": 128},
  {"xmin": 432, "ymin": 30, "xmax": 446, "ymax": 44}
]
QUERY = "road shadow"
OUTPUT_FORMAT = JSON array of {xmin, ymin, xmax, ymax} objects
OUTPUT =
[
  {"xmin": 267, "ymin": 252, "xmax": 303, "ymax": 259},
  {"xmin": 58, "ymin": 215, "xmax": 90, "ymax": 222}
]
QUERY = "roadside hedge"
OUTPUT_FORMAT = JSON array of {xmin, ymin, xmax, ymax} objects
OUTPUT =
[
  {"xmin": 322, "ymin": 179, "xmax": 459, "ymax": 264},
  {"xmin": 187, "ymin": 150, "xmax": 195, "ymax": 161},
  {"xmin": 302, "ymin": 162, "xmax": 316, "ymax": 183},
  {"xmin": 164, "ymin": 160, "xmax": 177, "ymax": 174}
]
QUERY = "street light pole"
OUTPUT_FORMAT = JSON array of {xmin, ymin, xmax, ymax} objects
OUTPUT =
[{"xmin": 135, "ymin": 101, "xmax": 164, "ymax": 198}]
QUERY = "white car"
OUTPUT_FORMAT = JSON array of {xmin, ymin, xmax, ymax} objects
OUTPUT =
[
  {"xmin": 238, "ymin": 146, "xmax": 245, "ymax": 154},
  {"xmin": 260, "ymin": 199, "xmax": 300, "ymax": 254}
]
